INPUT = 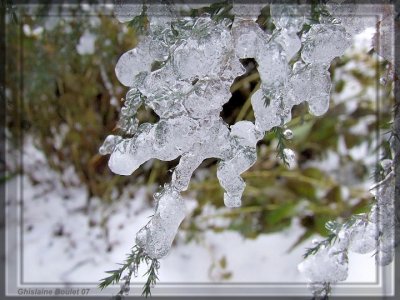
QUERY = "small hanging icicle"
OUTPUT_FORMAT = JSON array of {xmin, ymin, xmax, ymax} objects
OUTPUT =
[{"xmin": 283, "ymin": 148, "xmax": 296, "ymax": 169}]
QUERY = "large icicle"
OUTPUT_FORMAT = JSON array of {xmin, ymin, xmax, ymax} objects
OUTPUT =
[{"xmin": 136, "ymin": 185, "xmax": 186, "ymax": 259}]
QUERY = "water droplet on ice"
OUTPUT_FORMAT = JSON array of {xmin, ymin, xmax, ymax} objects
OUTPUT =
[{"xmin": 283, "ymin": 129, "xmax": 293, "ymax": 139}]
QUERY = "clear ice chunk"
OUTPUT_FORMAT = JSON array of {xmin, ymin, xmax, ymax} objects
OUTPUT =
[
  {"xmin": 115, "ymin": 35, "xmax": 169, "ymax": 88},
  {"xmin": 274, "ymin": 29, "xmax": 301, "ymax": 61},
  {"xmin": 270, "ymin": 4, "xmax": 309, "ymax": 32},
  {"xmin": 283, "ymin": 148, "xmax": 296, "ymax": 169},
  {"xmin": 171, "ymin": 152, "xmax": 204, "ymax": 191},
  {"xmin": 183, "ymin": 80, "xmax": 232, "ymax": 118},
  {"xmin": 217, "ymin": 162, "xmax": 246, "ymax": 208},
  {"xmin": 256, "ymin": 40, "xmax": 288, "ymax": 88},
  {"xmin": 298, "ymin": 244, "xmax": 348, "ymax": 283},
  {"xmin": 136, "ymin": 185, "xmax": 186, "ymax": 259},
  {"xmin": 301, "ymin": 24, "xmax": 352, "ymax": 64},
  {"xmin": 375, "ymin": 172, "xmax": 395, "ymax": 266},
  {"xmin": 171, "ymin": 21, "xmax": 233, "ymax": 80},
  {"xmin": 287, "ymin": 62, "xmax": 331, "ymax": 116},
  {"xmin": 232, "ymin": 19, "xmax": 269, "ymax": 59},
  {"xmin": 347, "ymin": 219, "xmax": 377, "ymax": 254},
  {"xmin": 230, "ymin": 121, "xmax": 262, "ymax": 147},
  {"xmin": 99, "ymin": 135, "xmax": 123, "ymax": 155},
  {"xmin": 251, "ymin": 89, "xmax": 290, "ymax": 132},
  {"xmin": 217, "ymin": 122, "xmax": 259, "ymax": 208}
]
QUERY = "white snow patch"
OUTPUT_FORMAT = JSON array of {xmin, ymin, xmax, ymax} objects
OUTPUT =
[{"xmin": 76, "ymin": 30, "xmax": 96, "ymax": 55}]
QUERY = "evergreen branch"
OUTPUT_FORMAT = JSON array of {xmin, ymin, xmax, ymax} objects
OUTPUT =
[
  {"xmin": 263, "ymin": 95, "xmax": 271, "ymax": 107},
  {"xmin": 303, "ymin": 233, "xmax": 337, "ymax": 259},
  {"xmin": 127, "ymin": 5, "xmax": 149, "ymax": 35},
  {"xmin": 98, "ymin": 245, "xmax": 160, "ymax": 298},
  {"xmin": 303, "ymin": 216, "xmax": 367, "ymax": 259},
  {"xmin": 309, "ymin": 0, "xmax": 336, "ymax": 24},
  {"xmin": 188, "ymin": 1, "xmax": 234, "ymax": 23},
  {"xmin": 141, "ymin": 259, "xmax": 160, "ymax": 297},
  {"xmin": 272, "ymin": 127, "xmax": 289, "ymax": 167},
  {"xmin": 98, "ymin": 245, "xmax": 139, "ymax": 290}
]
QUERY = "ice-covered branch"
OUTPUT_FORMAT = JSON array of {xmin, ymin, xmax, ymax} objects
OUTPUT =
[{"xmin": 99, "ymin": 1, "xmax": 394, "ymax": 297}]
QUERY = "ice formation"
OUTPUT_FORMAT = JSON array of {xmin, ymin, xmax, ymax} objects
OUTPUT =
[
  {"xmin": 101, "ymin": 2, "xmax": 381, "ymax": 262},
  {"xmin": 298, "ymin": 163, "xmax": 395, "ymax": 289},
  {"xmin": 136, "ymin": 185, "xmax": 186, "ymax": 259},
  {"xmin": 371, "ymin": 168, "xmax": 395, "ymax": 266},
  {"xmin": 283, "ymin": 148, "xmax": 296, "ymax": 169},
  {"xmin": 347, "ymin": 219, "xmax": 377, "ymax": 254},
  {"xmin": 283, "ymin": 129, "xmax": 293, "ymax": 140},
  {"xmin": 293, "ymin": 2, "xmax": 396, "ymax": 295},
  {"xmin": 298, "ymin": 244, "xmax": 349, "ymax": 283}
]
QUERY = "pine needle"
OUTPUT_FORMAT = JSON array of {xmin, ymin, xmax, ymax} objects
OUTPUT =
[{"xmin": 98, "ymin": 245, "xmax": 160, "ymax": 298}]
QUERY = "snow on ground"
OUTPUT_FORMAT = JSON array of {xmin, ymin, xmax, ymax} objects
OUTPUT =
[{"xmin": 17, "ymin": 143, "xmax": 376, "ymax": 287}]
